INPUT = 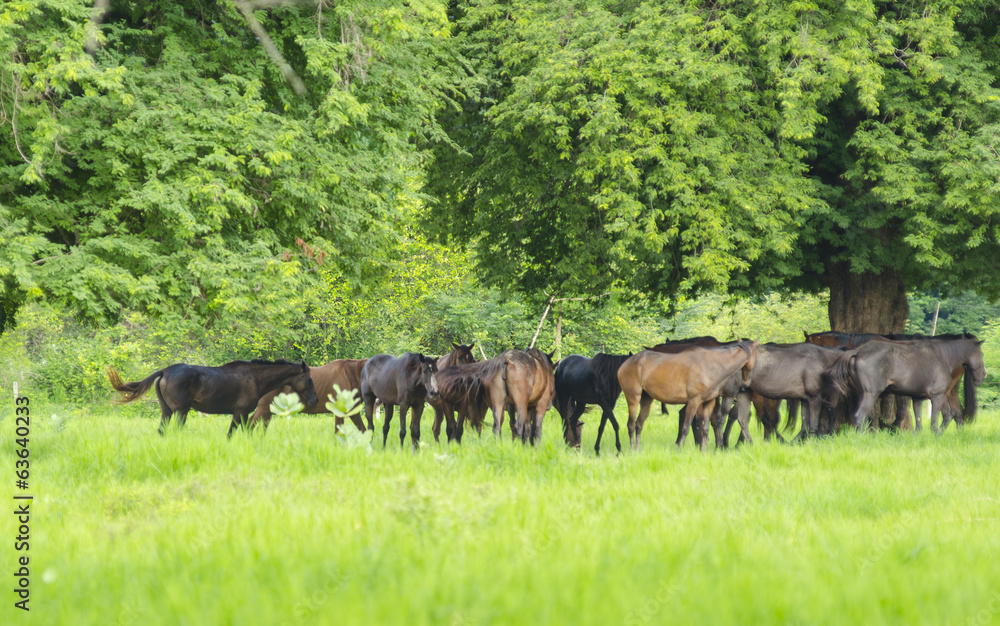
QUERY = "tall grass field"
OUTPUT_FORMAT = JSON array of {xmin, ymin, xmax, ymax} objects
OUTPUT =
[{"xmin": 3, "ymin": 401, "xmax": 1000, "ymax": 625}]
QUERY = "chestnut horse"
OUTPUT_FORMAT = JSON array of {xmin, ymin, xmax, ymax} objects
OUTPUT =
[
  {"xmin": 107, "ymin": 360, "xmax": 318, "ymax": 437},
  {"xmin": 430, "ymin": 343, "xmax": 477, "ymax": 442},
  {"xmin": 246, "ymin": 358, "xmax": 369, "ymax": 433},
  {"xmin": 617, "ymin": 342, "xmax": 757, "ymax": 452},
  {"xmin": 360, "ymin": 352, "xmax": 439, "ymax": 450}
]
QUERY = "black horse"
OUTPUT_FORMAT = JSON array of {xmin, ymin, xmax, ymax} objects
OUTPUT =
[
  {"xmin": 554, "ymin": 353, "xmax": 632, "ymax": 455},
  {"xmin": 107, "ymin": 360, "xmax": 318, "ymax": 437},
  {"xmin": 360, "ymin": 352, "xmax": 439, "ymax": 449}
]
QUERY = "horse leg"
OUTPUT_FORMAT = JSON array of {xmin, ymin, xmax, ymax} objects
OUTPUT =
[
  {"xmin": 697, "ymin": 400, "xmax": 716, "ymax": 452},
  {"xmin": 349, "ymin": 413, "xmax": 366, "ymax": 433},
  {"xmin": 157, "ymin": 403, "xmax": 173, "ymax": 436},
  {"xmin": 398, "ymin": 402, "xmax": 410, "ymax": 449},
  {"xmin": 676, "ymin": 400, "xmax": 698, "ymax": 450},
  {"xmin": 530, "ymin": 407, "xmax": 542, "ymax": 446},
  {"xmin": 432, "ymin": 407, "xmax": 444, "ymax": 443},
  {"xmin": 930, "ymin": 395, "xmax": 947, "ymax": 435},
  {"xmin": 710, "ymin": 402, "xmax": 726, "ymax": 450},
  {"xmin": 733, "ymin": 392, "xmax": 753, "ymax": 447},
  {"xmin": 364, "ymin": 397, "xmax": 376, "ymax": 432},
  {"xmin": 634, "ymin": 394, "xmax": 655, "ymax": 452},
  {"xmin": 227, "ymin": 413, "xmax": 243, "ymax": 439},
  {"xmin": 625, "ymin": 391, "xmax": 643, "ymax": 451},
  {"xmin": 382, "ymin": 404, "xmax": 395, "ymax": 448},
  {"xmin": 409, "ymin": 403, "xmax": 424, "ymax": 451},
  {"xmin": 853, "ymin": 389, "xmax": 879, "ymax": 433}
]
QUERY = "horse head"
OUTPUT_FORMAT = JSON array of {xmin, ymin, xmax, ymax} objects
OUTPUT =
[
  {"xmin": 448, "ymin": 342, "xmax": 477, "ymax": 367},
  {"xmin": 289, "ymin": 362, "xmax": 319, "ymax": 407},
  {"xmin": 968, "ymin": 340, "xmax": 988, "ymax": 386},
  {"xmin": 416, "ymin": 353, "xmax": 440, "ymax": 399}
]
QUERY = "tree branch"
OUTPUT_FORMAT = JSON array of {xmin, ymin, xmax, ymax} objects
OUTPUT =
[{"xmin": 234, "ymin": 0, "xmax": 307, "ymax": 96}]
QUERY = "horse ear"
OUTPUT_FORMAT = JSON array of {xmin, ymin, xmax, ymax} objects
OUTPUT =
[
  {"xmin": 547, "ymin": 350, "xmax": 556, "ymax": 360},
  {"xmin": 978, "ymin": 339, "xmax": 985, "ymax": 346},
  {"xmin": 300, "ymin": 361, "xmax": 309, "ymax": 371},
  {"xmin": 452, "ymin": 342, "xmax": 460, "ymax": 350},
  {"xmin": 469, "ymin": 342, "xmax": 475, "ymax": 349},
  {"xmin": 803, "ymin": 330, "xmax": 809, "ymax": 340}
]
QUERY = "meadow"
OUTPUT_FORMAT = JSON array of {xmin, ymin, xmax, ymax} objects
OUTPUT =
[{"xmin": 2, "ymin": 400, "xmax": 1000, "ymax": 626}]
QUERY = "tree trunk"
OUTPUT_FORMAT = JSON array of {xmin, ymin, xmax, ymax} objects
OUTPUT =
[{"xmin": 826, "ymin": 263, "xmax": 910, "ymax": 429}]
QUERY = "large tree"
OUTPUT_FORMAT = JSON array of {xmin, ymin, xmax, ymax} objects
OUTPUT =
[
  {"xmin": 426, "ymin": 0, "xmax": 1000, "ymax": 333},
  {"xmin": 0, "ymin": 0, "xmax": 468, "ymax": 330}
]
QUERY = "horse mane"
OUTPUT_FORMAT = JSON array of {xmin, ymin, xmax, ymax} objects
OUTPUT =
[{"xmin": 219, "ymin": 359, "xmax": 301, "ymax": 369}]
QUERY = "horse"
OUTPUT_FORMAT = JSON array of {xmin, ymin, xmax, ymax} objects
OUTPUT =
[
  {"xmin": 246, "ymin": 358, "xmax": 369, "ymax": 433},
  {"xmin": 806, "ymin": 331, "xmax": 973, "ymax": 430},
  {"xmin": 429, "ymin": 343, "xmax": 477, "ymax": 442},
  {"xmin": 360, "ymin": 352, "xmax": 439, "ymax": 449},
  {"xmin": 647, "ymin": 338, "xmax": 748, "ymax": 450},
  {"xmin": 723, "ymin": 342, "xmax": 848, "ymax": 444},
  {"xmin": 107, "ymin": 360, "xmax": 318, "ymax": 437},
  {"xmin": 432, "ymin": 348, "xmax": 556, "ymax": 445},
  {"xmin": 822, "ymin": 335, "xmax": 986, "ymax": 433},
  {"xmin": 617, "ymin": 342, "xmax": 757, "ymax": 452},
  {"xmin": 553, "ymin": 353, "xmax": 631, "ymax": 455}
]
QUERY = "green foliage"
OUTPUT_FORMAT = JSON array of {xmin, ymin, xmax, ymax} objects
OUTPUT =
[
  {"xmin": 0, "ymin": 0, "xmax": 473, "ymax": 328},
  {"xmin": 906, "ymin": 291, "xmax": 1000, "ymax": 336},
  {"xmin": 427, "ymin": 0, "xmax": 1000, "ymax": 315},
  {"xmin": 669, "ymin": 292, "xmax": 831, "ymax": 343}
]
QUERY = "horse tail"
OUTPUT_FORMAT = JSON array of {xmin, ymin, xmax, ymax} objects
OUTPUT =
[
  {"xmin": 782, "ymin": 399, "xmax": 800, "ymax": 434},
  {"xmin": 963, "ymin": 366, "xmax": 978, "ymax": 423},
  {"xmin": 107, "ymin": 367, "xmax": 164, "ymax": 403},
  {"xmin": 823, "ymin": 352, "xmax": 856, "ymax": 402}
]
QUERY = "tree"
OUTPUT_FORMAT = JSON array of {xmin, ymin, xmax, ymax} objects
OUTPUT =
[
  {"xmin": 0, "ymin": 0, "xmax": 470, "ymax": 330},
  {"xmin": 426, "ymin": 0, "xmax": 1000, "ymax": 333}
]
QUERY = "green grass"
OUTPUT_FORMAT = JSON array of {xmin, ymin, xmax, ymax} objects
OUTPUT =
[{"xmin": 3, "ymin": 401, "xmax": 1000, "ymax": 625}]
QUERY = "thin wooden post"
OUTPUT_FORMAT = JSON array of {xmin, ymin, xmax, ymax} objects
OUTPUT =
[
  {"xmin": 931, "ymin": 301, "xmax": 940, "ymax": 336},
  {"xmin": 529, "ymin": 294, "xmax": 556, "ymax": 349}
]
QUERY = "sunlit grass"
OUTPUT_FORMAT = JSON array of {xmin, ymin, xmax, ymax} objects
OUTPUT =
[{"xmin": 2, "ymin": 402, "xmax": 999, "ymax": 625}]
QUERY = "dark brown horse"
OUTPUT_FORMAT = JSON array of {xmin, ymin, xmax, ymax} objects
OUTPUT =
[
  {"xmin": 723, "ymin": 342, "xmax": 848, "ymax": 443},
  {"xmin": 360, "ymin": 352, "xmax": 439, "ymax": 449},
  {"xmin": 618, "ymin": 342, "xmax": 757, "ymax": 451},
  {"xmin": 107, "ymin": 360, "xmax": 318, "ymax": 437},
  {"xmin": 246, "ymin": 358, "xmax": 369, "ymax": 433},
  {"xmin": 806, "ymin": 331, "xmax": 972, "ymax": 430},
  {"xmin": 430, "ymin": 343, "xmax": 477, "ymax": 442},
  {"xmin": 823, "ymin": 335, "xmax": 986, "ymax": 433}
]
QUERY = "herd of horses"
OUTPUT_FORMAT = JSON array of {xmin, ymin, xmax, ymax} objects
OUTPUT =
[{"xmin": 106, "ymin": 330, "xmax": 988, "ymax": 453}]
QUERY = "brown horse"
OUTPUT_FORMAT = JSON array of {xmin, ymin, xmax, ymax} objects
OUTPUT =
[
  {"xmin": 360, "ymin": 352, "xmax": 439, "ymax": 450},
  {"xmin": 430, "ymin": 343, "xmax": 477, "ymax": 442},
  {"xmin": 433, "ymin": 348, "xmax": 556, "ymax": 445},
  {"xmin": 246, "ymin": 358, "xmax": 369, "ymax": 433},
  {"xmin": 648, "ymin": 337, "xmax": 748, "ymax": 450},
  {"xmin": 617, "ymin": 342, "xmax": 758, "ymax": 452},
  {"xmin": 107, "ymin": 360, "xmax": 318, "ymax": 437}
]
